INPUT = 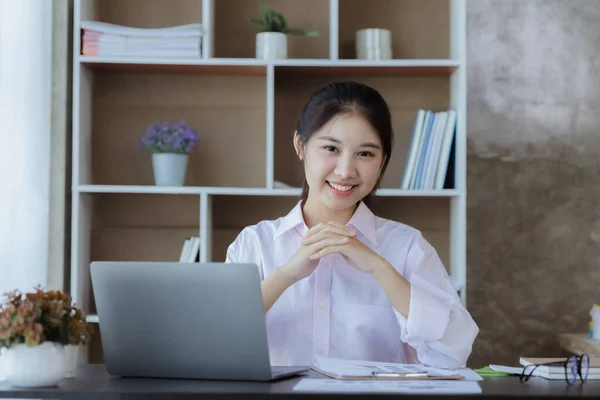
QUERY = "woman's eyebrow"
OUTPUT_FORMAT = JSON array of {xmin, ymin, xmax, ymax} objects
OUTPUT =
[{"xmin": 317, "ymin": 136, "xmax": 381, "ymax": 150}]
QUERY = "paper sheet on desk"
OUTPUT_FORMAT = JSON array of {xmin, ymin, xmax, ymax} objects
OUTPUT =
[
  {"xmin": 293, "ymin": 379, "xmax": 482, "ymax": 394},
  {"xmin": 313, "ymin": 355, "xmax": 483, "ymax": 381}
]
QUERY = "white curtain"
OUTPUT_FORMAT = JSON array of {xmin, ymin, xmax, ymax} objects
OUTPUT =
[{"xmin": 0, "ymin": 0, "xmax": 53, "ymax": 298}]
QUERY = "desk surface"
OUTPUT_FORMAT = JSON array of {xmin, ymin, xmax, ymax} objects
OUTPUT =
[{"xmin": 2, "ymin": 364, "xmax": 600, "ymax": 399}]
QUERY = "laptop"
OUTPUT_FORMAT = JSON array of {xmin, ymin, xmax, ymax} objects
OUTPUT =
[{"xmin": 90, "ymin": 261, "xmax": 309, "ymax": 382}]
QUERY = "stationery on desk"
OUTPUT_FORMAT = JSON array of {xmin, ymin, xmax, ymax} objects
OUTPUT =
[{"xmin": 310, "ymin": 355, "xmax": 482, "ymax": 381}]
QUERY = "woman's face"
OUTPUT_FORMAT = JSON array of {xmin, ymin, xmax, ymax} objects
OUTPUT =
[{"xmin": 295, "ymin": 112, "xmax": 384, "ymax": 211}]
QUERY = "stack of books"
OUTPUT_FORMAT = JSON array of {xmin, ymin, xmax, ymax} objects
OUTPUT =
[
  {"xmin": 519, "ymin": 357, "xmax": 600, "ymax": 380},
  {"xmin": 81, "ymin": 21, "xmax": 203, "ymax": 58},
  {"xmin": 179, "ymin": 236, "xmax": 200, "ymax": 263},
  {"xmin": 400, "ymin": 109, "xmax": 457, "ymax": 190}
]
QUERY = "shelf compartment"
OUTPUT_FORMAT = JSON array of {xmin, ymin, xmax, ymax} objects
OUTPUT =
[
  {"xmin": 80, "ymin": 0, "xmax": 203, "ymax": 29},
  {"xmin": 80, "ymin": 191, "xmax": 200, "ymax": 363},
  {"xmin": 87, "ymin": 69, "xmax": 267, "ymax": 187},
  {"xmin": 80, "ymin": 58, "xmax": 267, "ymax": 76},
  {"xmin": 211, "ymin": 195, "xmax": 299, "ymax": 262},
  {"xmin": 338, "ymin": 0, "xmax": 450, "ymax": 60},
  {"xmin": 273, "ymin": 69, "xmax": 451, "ymax": 189},
  {"xmin": 86, "ymin": 193, "xmax": 200, "ymax": 312},
  {"xmin": 213, "ymin": 0, "xmax": 329, "ymax": 59},
  {"xmin": 369, "ymin": 196, "xmax": 451, "ymax": 271},
  {"xmin": 275, "ymin": 60, "xmax": 459, "ymax": 77}
]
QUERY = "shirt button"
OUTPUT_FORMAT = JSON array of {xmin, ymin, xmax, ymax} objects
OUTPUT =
[{"xmin": 319, "ymin": 302, "xmax": 325, "ymax": 308}]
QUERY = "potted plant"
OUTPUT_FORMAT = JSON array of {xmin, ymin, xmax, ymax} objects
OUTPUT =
[
  {"xmin": 0, "ymin": 287, "xmax": 94, "ymax": 387},
  {"xmin": 250, "ymin": 2, "xmax": 319, "ymax": 60},
  {"xmin": 137, "ymin": 119, "xmax": 200, "ymax": 186}
]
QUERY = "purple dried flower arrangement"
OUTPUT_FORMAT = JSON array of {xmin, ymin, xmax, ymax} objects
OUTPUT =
[{"xmin": 137, "ymin": 120, "xmax": 200, "ymax": 154}]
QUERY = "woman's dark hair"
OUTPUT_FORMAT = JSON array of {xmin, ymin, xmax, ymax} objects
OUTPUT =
[{"xmin": 295, "ymin": 80, "xmax": 394, "ymax": 206}]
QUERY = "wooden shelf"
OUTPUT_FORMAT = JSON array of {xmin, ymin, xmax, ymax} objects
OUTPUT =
[
  {"xmin": 76, "ymin": 185, "xmax": 462, "ymax": 197},
  {"xmin": 80, "ymin": 56, "xmax": 459, "ymax": 76},
  {"xmin": 80, "ymin": 58, "xmax": 267, "ymax": 76}
]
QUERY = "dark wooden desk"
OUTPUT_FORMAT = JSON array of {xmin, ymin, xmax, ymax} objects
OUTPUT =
[{"xmin": 1, "ymin": 364, "xmax": 600, "ymax": 399}]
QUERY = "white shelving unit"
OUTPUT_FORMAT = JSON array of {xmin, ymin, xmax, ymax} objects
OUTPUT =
[{"xmin": 71, "ymin": 0, "xmax": 467, "ymax": 362}]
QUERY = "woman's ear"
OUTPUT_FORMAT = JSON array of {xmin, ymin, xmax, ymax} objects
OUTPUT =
[{"xmin": 293, "ymin": 131, "xmax": 304, "ymax": 161}]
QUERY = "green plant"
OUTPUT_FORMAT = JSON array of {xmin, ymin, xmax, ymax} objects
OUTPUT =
[
  {"xmin": 0, "ymin": 287, "xmax": 94, "ymax": 348},
  {"xmin": 250, "ymin": 3, "xmax": 319, "ymax": 36}
]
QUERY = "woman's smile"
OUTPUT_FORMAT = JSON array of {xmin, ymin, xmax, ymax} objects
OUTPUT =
[{"xmin": 327, "ymin": 181, "xmax": 358, "ymax": 196}]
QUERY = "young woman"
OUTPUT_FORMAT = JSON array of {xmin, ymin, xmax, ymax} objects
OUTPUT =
[{"xmin": 225, "ymin": 81, "xmax": 479, "ymax": 369}]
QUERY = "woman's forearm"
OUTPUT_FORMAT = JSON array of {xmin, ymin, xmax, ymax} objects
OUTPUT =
[
  {"xmin": 260, "ymin": 267, "xmax": 296, "ymax": 313},
  {"xmin": 371, "ymin": 258, "xmax": 411, "ymax": 317}
]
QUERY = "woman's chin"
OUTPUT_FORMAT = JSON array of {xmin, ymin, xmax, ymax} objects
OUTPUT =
[{"xmin": 322, "ymin": 190, "xmax": 364, "ymax": 209}]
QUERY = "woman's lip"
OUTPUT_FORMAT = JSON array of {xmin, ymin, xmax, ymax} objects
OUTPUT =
[
  {"xmin": 327, "ymin": 181, "xmax": 358, "ymax": 186},
  {"xmin": 327, "ymin": 181, "xmax": 358, "ymax": 196}
]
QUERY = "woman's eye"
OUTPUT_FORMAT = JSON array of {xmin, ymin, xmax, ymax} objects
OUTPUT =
[
  {"xmin": 324, "ymin": 146, "xmax": 337, "ymax": 152},
  {"xmin": 358, "ymin": 151, "xmax": 374, "ymax": 157}
]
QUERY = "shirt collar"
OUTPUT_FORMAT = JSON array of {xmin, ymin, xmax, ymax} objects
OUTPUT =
[
  {"xmin": 273, "ymin": 200, "xmax": 307, "ymax": 242},
  {"xmin": 273, "ymin": 200, "xmax": 378, "ymax": 246},
  {"xmin": 347, "ymin": 201, "xmax": 378, "ymax": 246}
]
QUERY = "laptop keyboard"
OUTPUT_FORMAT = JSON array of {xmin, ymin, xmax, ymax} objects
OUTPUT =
[{"xmin": 271, "ymin": 367, "xmax": 288, "ymax": 376}]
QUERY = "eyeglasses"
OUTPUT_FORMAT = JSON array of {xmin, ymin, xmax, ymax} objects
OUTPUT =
[{"xmin": 519, "ymin": 354, "xmax": 589, "ymax": 385}]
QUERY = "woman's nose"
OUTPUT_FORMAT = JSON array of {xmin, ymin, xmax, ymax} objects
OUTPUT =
[{"xmin": 334, "ymin": 156, "xmax": 357, "ymax": 179}]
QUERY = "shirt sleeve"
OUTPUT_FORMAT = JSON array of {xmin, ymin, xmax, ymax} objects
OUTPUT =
[
  {"xmin": 225, "ymin": 227, "xmax": 265, "ymax": 281},
  {"xmin": 393, "ymin": 231, "xmax": 479, "ymax": 369}
]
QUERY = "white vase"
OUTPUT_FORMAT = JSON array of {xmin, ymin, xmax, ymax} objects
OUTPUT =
[
  {"xmin": 4, "ymin": 342, "xmax": 66, "ymax": 388},
  {"xmin": 64, "ymin": 345, "xmax": 79, "ymax": 378},
  {"xmin": 256, "ymin": 32, "xmax": 287, "ymax": 59},
  {"xmin": 152, "ymin": 153, "xmax": 188, "ymax": 186}
]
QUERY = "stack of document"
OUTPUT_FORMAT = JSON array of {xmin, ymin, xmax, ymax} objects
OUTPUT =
[
  {"xmin": 81, "ymin": 21, "xmax": 203, "ymax": 58},
  {"xmin": 294, "ymin": 356, "xmax": 483, "ymax": 394},
  {"xmin": 312, "ymin": 355, "xmax": 482, "ymax": 381}
]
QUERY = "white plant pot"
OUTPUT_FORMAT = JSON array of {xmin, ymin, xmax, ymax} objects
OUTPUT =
[
  {"xmin": 0, "ymin": 347, "xmax": 6, "ymax": 382},
  {"xmin": 256, "ymin": 32, "xmax": 287, "ymax": 60},
  {"xmin": 152, "ymin": 153, "xmax": 188, "ymax": 186},
  {"xmin": 64, "ymin": 345, "xmax": 80, "ymax": 378},
  {"xmin": 3, "ymin": 342, "xmax": 66, "ymax": 388},
  {"xmin": 355, "ymin": 28, "xmax": 392, "ymax": 60}
]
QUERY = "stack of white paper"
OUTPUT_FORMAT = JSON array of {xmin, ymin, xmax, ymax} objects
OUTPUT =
[
  {"xmin": 312, "ymin": 355, "xmax": 483, "ymax": 381},
  {"xmin": 81, "ymin": 21, "xmax": 204, "ymax": 58}
]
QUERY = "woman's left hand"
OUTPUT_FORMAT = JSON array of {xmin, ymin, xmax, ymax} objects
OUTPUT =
[{"xmin": 301, "ymin": 222, "xmax": 384, "ymax": 274}]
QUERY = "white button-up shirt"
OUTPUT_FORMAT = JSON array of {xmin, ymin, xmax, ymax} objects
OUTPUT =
[{"xmin": 225, "ymin": 200, "xmax": 479, "ymax": 369}]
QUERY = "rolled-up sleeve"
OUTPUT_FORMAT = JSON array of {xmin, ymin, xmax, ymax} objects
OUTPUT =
[{"xmin": 393, "ymin": 232, "xmax": 479, "ymax": 369}]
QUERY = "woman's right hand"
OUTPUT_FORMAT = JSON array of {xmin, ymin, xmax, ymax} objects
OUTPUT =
[{"xmin": 278, "ymin": 222, "xmax": 357, "ymax": 284}]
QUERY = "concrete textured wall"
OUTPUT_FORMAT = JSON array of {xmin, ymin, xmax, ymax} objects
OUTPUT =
[{"xmin": 466, "ymin": 0, "xmax": 600, "ymax": 367}]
